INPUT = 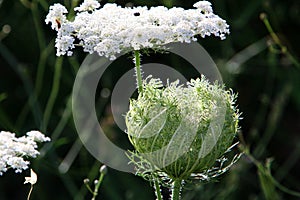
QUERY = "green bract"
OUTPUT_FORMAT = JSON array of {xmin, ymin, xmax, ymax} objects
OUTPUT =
[{"xmin": 126, "ymin": 76, "xmax": 239, "ymax": 180}]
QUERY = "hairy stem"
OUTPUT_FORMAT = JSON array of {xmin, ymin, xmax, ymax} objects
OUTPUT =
[
  {"xmin": 172, "ymin": 179, "xmax": 182, "ymax": 200},
  {"xmin": 134, "ymin": 50, "xmax": 143, "ymax": 93},
  {"xmin": 154, "ymin": 179, "xmax": 163, "ymax": 200}
]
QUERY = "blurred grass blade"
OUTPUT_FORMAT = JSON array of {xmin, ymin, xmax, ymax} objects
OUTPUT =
[
  {"xmin": 42, "ymin": 57, "xmax": 63, "ymax": 131},
  {"xmin": 0, "ymin": 42, "xmax": 42, "ymax": 126},
  {"xmin": 257, "ymin": 159, "xmax": 280, "ymax": 200}
]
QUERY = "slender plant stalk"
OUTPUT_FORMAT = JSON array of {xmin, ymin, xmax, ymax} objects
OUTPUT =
[
  {"xmin": 27, "ymin": 185, "xmax": 33, "ymax": 200},
  {"xmin": 84, "ymin": 180, "xmax": 94, "ymax": 194},
  {"xmin": 239, "ymin": 134, "xmax": 300, "ymax": 198},
  {"xmin": 172, "ymin": 179, "xmax": 182, "ymax": 200},
  {"xmin": 42, "ymin": 57, "xmax": 63, "ymax": 131},
  {"xmin": 17, "ymin": 0, "xmax": 51, "ymax": 129},
  {"xmin": 91, "ymin": 171, "xmax": 105, "ymax": 200},
  {"xmin": 31, "ymin": 0, "xmax": 46, "ymax": 51},
  {"xmin": 260, "ymin": 13, "xmax": 300, "ymax": 69},
  {"xmin": 154, "ymin": 179, "xmax": 163, "ymax": 200},
  {"xmin": 134, "ymin": 50, "xmax": 143, "ymax": 93}
]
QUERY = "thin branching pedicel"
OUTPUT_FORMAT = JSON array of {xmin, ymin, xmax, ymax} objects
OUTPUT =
[{"xmin": 84, "ymin": 165, "xmax": 107, "ymax": 200}]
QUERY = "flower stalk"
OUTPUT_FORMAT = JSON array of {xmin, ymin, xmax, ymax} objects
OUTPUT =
[
  {"xmin": 24, "ymin": 169, "xmax": 38, "ymax": 200},
  {"xmin": 172, "ymin": 179, "xmax": 182, "ymax": 200},
  {"xmin": 27, "ymin": 185, "xmax": 34, "ymax": 200},
  {"xmin": 91, "ymin": 172, "xmax": 105, "ymax": 200},
  {"xmin": 88, "ymin": 165, "xmax": 107, "ymax": 200},
  {"xmin": 154, "ymin": 179, "xmax": 163, "ymax": 200},
  {"xmin": 260, "ymin": 13, "xmax": 300, "ymax": 69},
  {"xmin": 134, "ymin": 50, "xmax": 143, "ymax": 93}
]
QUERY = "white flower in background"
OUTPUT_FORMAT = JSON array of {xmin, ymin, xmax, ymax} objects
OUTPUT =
[
  {"xmin": 45, "ymin": 0, "xmax": 230, "ymax": 60},
  {"xmin": 24, "ymin": 169, "xmax": 38, "ymax": 185},
  {"xmin": 26, "ymin": 130, "xmax": 51, "ymax": 143},
  {"xmin": 0, "ymin": 130, "xmax": 50, "ymax": 175}
]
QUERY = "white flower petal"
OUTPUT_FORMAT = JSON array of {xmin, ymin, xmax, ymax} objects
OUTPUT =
[{"xmin": 24, "ymin": 169, "xmax": 38, "ymax": 185}]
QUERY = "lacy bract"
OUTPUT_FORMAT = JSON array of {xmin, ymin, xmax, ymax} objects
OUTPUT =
[
  {"xmin": 126, "ymin": 76, "xmax": 239, "ymax": 180},
  {"xmin": 45, "ymin": 0, "xmax": 229, "ymax": 59}
]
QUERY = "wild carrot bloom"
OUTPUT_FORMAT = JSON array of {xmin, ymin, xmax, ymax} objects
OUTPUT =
[
  {"xmin": 45, "ymin": 0, "xmax": 229, "ymax": 59},
  {"xmin": 0, "ymin": 130, "xmax": 50, "ymax": 175}
]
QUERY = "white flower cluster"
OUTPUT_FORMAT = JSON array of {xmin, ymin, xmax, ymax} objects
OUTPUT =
[
  {"xmin": 74, "ymin": 0, "xmax": 100, "ymax": 12},
  {"xmin": 45, "ymin": 0, "xmax": 229, "ymax": 60},
  {"xmin": 0, "ymin": 130, "xmax": 50, "ymax": 175}
]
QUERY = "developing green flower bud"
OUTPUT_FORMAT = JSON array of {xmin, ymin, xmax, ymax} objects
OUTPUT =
[
  {"xmin": 100, "ymin": 165, "xmax": 107, "ymax": 175},
  {"xmin": 126, "ymin": 76, "xmax": 240, "ymax": 180}
]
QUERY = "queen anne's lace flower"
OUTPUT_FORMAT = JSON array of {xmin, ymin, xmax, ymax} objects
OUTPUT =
[
  {"xmin": 0, "ymin": 130, "xmax": 50, "ymax": 175},
  {"xmin": 45, "ymin": 0, "xmax": 230, "ymax": 60}
]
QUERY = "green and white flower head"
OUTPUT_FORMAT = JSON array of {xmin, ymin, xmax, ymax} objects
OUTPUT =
[
  {"xmin": 45, "ymin": 0, "xmax": 229, "ymax": 59},
  {"xmin": 126, "ymin": 76, "xmax": 240, "ymax": 181}
]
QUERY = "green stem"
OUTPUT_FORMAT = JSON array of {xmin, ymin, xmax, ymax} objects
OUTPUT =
[
  {"xmin": 31, "ymin": 0, "xmax": 46, "ymax": 51},
  {"xmin": 92, "ymin": 172, "xmax": 105, "ymax": 200},
  {"xmin": 35, "ymin": 41, "xmax": 54, "ymax": 96},
  {"xmin": 260, "ymin": 13, "xmax": 300, "ymax": 69},
  {"xmin": 239, "ymin": 136, "xmax": 300, "ymax": 198},
  {"xmin": 134, "ymin": 50, "xmax": 143, "ymax": 93},
  {"xmin": 84, "ymin": 180, "xmax": 94, "ymax": 195},
  {"xmin": 154, "ymin": 180, "xmax": 163, "ymax": 200},
  {"xmin": 42, "ymin": 57, "xmax": 63, "ymax": 131},
  {"xmin": 172, "ymin": 179, "xmax": 182, "ymax": 200}
]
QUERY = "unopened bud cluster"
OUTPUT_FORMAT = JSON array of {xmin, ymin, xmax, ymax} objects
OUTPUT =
[{"xmin": 126, "ymin": 76, "xmax": 239, "ymax": 179}]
